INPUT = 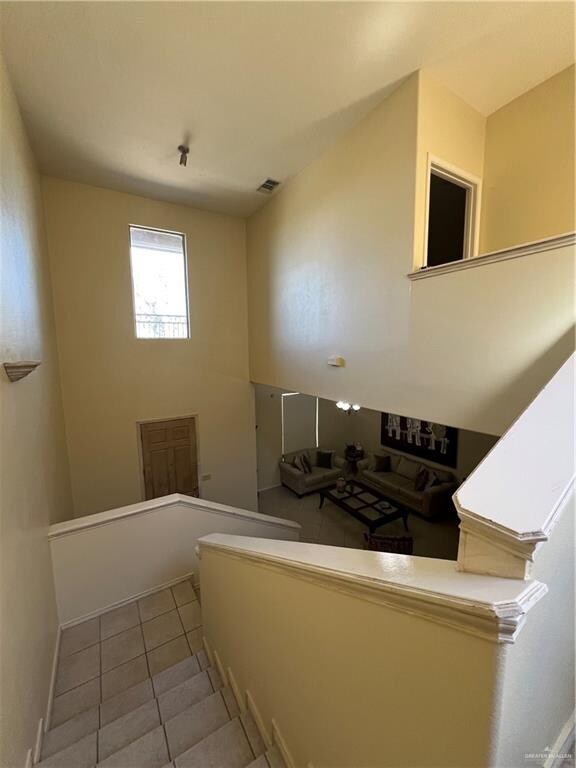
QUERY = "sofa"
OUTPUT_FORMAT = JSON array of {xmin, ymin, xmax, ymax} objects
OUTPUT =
[
  {"xmin": 280, "ymin": 448, "xmax": 343, "ymax": 496},
  {"xmin": 358, "ymin": 450, "xmax": 458, "ymax": 520}
]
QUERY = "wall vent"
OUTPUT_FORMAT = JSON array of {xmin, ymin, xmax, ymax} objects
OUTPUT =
[{"xmin": 257, "ymin": 178, "xmax": 280, "ymax": 194}]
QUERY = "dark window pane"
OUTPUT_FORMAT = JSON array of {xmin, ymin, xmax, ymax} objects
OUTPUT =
[{"xmin": 427, "ymin": 174, "xmax": 467, "ymax": 267}]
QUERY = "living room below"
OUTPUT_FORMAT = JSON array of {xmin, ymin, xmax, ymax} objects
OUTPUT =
[{"xmin": 254, "ymin": 384, "xmax": 498, "ymax": 560}]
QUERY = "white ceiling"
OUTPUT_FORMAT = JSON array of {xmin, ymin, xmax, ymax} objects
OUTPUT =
[{"xmin": 1, "ymin": 2, "xmax": 574, "ymax": 217}]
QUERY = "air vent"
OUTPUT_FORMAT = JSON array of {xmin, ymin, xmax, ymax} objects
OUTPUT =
[{"xmin": 257, "ymin": 178, "xmax": 280, "ymax": 194}]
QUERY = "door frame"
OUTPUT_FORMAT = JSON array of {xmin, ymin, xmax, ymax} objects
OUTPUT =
[{"xmin": 136, "ymin": 413, "xmax": 201, "ymax": 501}]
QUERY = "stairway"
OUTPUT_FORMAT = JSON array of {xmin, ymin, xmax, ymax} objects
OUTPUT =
[{"xmin": 38, "ymin": 579, "xmax": 284, "ymax": 768}]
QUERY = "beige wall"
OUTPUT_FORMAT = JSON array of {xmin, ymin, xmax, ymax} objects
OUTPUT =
[
  {"xmin": 0, "ymin": 55, "xmax": 72, "ymax": 767},
  {"xmin": 494, "ymin": 497, "xmax": 575, "ymax": 765},
  {"xmin": 202, "ymin": 547, "xmax": 499, "ymax": 768},
  {"xmin": 42, "ymin": 178, "xmax": 258, "ymax": 517},
  {"xmin": 247, "ymin": 71, "xmax": 574, "ymax": 437},
  {"xmin": 481, "ymin": 65, "xmax": 575, "ymax": 253},
  {"xmin": 254, "ymin": 384, "xmax": 284, "ymax": 490},
  {"xmin": 414, "ymin": 71, "xmax": 486, "ymax": 267}
]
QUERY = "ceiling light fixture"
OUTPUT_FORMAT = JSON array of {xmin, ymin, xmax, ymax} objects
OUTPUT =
[
  {"xmin": 336, "ymin": 401, "xmax": 360, "ymax": 414},
  {"xmin": 178, "ymin": 144, "xmax": 190, "ymax": 167}
]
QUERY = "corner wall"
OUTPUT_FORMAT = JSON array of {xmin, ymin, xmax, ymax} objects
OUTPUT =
[
  {"xmin": 481, "ymin": 65, "xmax": 575, "ymax": 253},
  {"xmin": 42, "ymin": 178, "xmax": 258, "ymax": 517},
  {"xmin": 0, "ymin": 53, "xmax": 73, "ymax": 767}
]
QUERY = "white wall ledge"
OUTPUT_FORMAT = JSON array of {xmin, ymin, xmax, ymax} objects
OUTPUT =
[
  {"xmin": 407, "ymin": 232, "xmax": 575, "ymax": 280},
  {"xmin": 454, "ymin": 354, "xmax": 575, "ymax": 578},
  {"xmin": 199, "ymin": 534, "xmax": 547, "ymax": 643},
  {"xmin": 49, "ymin": 493, "xmax": 300, "ymax": 540}
]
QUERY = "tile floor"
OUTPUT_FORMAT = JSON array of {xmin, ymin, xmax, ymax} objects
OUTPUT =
[
  {"xmin": 52, "ymin": 579, "xmax": 203, "ymax": 731},
  {"xmin": 258, "ymin": 485, "xmax": 460, "ymax": 561}
]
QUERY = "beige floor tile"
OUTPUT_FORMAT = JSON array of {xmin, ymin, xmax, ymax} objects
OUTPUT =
[
  {"xmin": 165, "ymin": 691, "xmax": 230, "ymax": 760},
  {"xmin": 186, "ymin": 629, "xmax": 203, "ymax": 654},
  {"xmin": 55, "ymin": 644, "xmax": 100, "ymax": 696},
  {"xmin": 147, "ymin": 636, "xmax": 190, "ymax": 677},
  {"xmin": 196, "ymin": 650, "xmax": 209, "ymax": 671},
  {"xmin": 138, "ymin": 589, "xmax": 176, "ymax": 622},
  {"xmin": 174, "ymin": 717, "xmax": 252, "ymax": 768},
  {"xmin": 177, "ymin": 602, "xmax": 202, "ymax": 632},
  {"xmin": 38, "ymin": 732, "xmax": 96, "ymax": 768},
  {"xmin": 101, "ymin": 625, "xmax": 145, "ymax": 672},
  {"xmin": 157, "ymin": 670, "xmax": 213, "ymax": 722},
  {"xmin": 152, "ymin": 656, "xmax": 201, "ymax": 697},
  {"xmin": 100, "ymin": 678, "xmax": 154, "ymax": 726},
  {"xmin": 246, "ymin": 757, "xmax": 268, "ymax": 768},
  {"xmin": 142, "ymin": 610, "xmax": 184, "ymax": 651},
  {"xmin": 51, "ymin": 678, "xmax": 101, "ymax": 728},
  {"xmin": 98, "ymin": 699, "xmax": 160, "ymax": 760},
  {"xmin": 171, "ymin": 580, "xmax": 196, "ymax": 607},
  {"xmin": 42, "ymin": 706, "xmax": 99, "ymax": 759},
  {"xmin": 97, "ymin": 724, "xmax": 168, "ymax": 768},
  {"xmin": 60, "ymin": 618, "xmax": 100, "ymax": 658},
  {"xmin": 101, "ymin": 654, "xmax": 149, "ymax": 701},
  {"xmin": 100, "ymin": 602, "xmax": 140, "ymax": 640}
]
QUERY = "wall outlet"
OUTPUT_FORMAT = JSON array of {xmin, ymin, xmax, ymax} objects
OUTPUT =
[{"xmin": 201, "ymin": 473, "xmax": 211, "ymax": 481}]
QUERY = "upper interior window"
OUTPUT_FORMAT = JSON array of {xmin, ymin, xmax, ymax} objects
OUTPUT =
[
  {"xmin": 425, "ymin": 161, "xmax": 479, "ymax": 268},
  {"xmin": 129, "ymin": 226, "xmax": 189, "ymax": 339}
]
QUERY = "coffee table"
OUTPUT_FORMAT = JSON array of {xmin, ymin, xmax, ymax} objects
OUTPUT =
[{"xmin": 319, "ymin": 480, "xmax": 409, "ymax": 533}]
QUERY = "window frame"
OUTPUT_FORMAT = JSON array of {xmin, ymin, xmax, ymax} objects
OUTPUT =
[
  {"xmin": 128, "ymin": 224, "xmax": 191, "ymax": 340},
  {"xmin": 422, "ymin": 154, "xmax": 482, "ymax": 268}
]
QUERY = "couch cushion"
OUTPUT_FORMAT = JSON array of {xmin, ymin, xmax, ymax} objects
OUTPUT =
[
  {"xmin": 396, "ymin": 457, "xmax": 420, "ymax": 480},
  {"xmin": 304, "ymin": 467, "xmax": 339, "ymax": 485},
  {"xmin": 414, "ymin": 466, "xmax": 429, "ymax": 491},
  {"xmin": 373, "ymin": 454, "xmax": 391, "ymax": 473}
]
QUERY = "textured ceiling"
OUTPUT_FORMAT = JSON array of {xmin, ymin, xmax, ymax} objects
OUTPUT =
[{"xmin": 1, "ymin": 2, "xmax": 574, "ymax": 216}]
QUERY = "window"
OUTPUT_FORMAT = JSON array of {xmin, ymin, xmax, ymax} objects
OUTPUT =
[
  {"xmin": 424, "ymin": 158, "xmax": 480, "ymax": 268},
  {"xmin": 129, "ymin": 226, "xmax": 189, "ymax": 339}
]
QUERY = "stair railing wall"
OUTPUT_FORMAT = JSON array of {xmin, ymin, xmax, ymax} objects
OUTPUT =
[{"xmin": 48, "ymin": 494, "xmax": 300, "ymax": 625}]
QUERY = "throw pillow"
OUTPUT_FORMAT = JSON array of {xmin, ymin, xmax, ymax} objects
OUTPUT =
[
  {"xmin": 425, "ymin": 471, "xmax": 441, "ymax": 489},
  {"xmin": 316, "ymin": 450, "xmax": 334, "ymax": 469},
  {"xmin": 300, "ymin": 453, "xmax": 312, "ymax": 474},
  {"xmin": 414, "ymin": 466, "xmax": 429, "ymax": 491},
  {"xmin": 373, "ymin": 454, "xmax": 391, "ymax": 473},
  {"xmin": 397, "ymin": 457, "xmax": 420, "ymax": 480},
  {"xmin": 292, "ymin": 455, "xmax": 305, "ymax": 473}
]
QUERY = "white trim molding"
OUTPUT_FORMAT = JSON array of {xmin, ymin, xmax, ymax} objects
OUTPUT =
[
  {"xmin": 49, "ymin": 493, "xmax": 300, "ymax": 540},
  {"xmin": 455, "ymin": 353, "xmax": 575, "ymax": 579},
  {"xmin": 408, "ymin": 231, "xmax": 575, "ymax": 280},
  {"xmin": 199, "ymin": 534, "xmax": 547, "ymax": 643}
]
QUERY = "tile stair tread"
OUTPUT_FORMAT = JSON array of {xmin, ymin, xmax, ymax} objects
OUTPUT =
[
  {"xmin": 37, "ymin": 732, "xmax": 97, "ymax": 768},
  {"xmin": 42, "ymin": 655, "xmax": 218, "ymax": 765},
  {"xmin": 173, "ymin": 717, "xmax": 254, "ymax": 768},
  {"xmin": 96, "ymin": 724, "xmax": 169, "ymax": 768},
  {"xmin": 246, "ymin": 757, "xmax": 269, "ymax": 768}
]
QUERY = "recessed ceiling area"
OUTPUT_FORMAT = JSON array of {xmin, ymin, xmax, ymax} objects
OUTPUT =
[{"xmin": 1, "ymin": 2, "xmax": 574, "ymax": 216}]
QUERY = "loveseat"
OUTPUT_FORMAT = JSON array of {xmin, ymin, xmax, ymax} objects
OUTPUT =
[
  {"xmin": 359, "ymin": 450, "xmax": 458, "ymax": 520},
  {"xmin": 279, "ymin": 448, "xmax": 343, "ymax": 496}
]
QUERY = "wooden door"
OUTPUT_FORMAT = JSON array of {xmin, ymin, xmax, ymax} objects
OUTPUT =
[{"xmin": 140, "ymin": 417, "xmax": 199, "ymax": 500}]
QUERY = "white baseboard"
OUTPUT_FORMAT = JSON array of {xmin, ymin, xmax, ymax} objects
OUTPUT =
[
  {"xmin": 258, "ymin": 484, "xmax": 282, "ymax": 493},
  {"xmin": 33, "ymin": 718, "xmax": 44, "ymax": 764},
  {"xmin": 544, "ymin": 711, "xmax": 575, "ymax": 768},
  {"xmin": 247, "ymin": 689, "xmax": 271, "ymax": 747},
  {"xmin": 24, "ymin": 748, "xmax": 32, "ymax": 768},
  {"xmin": 44, "ymin": 626, "xmax": 61, "ymax": 732},
  {"xmin": 272, "ymin": 718, "xmax": 296, "ymax": 768},
  {"xmin": 59, "ymin": 571, "xmax": 196, "ymax": 629}
]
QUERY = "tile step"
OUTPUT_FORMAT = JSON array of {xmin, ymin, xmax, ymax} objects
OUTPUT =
[{"xmin": 40, "ymin": 656, "xmax": 222, "ymax": 764}]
